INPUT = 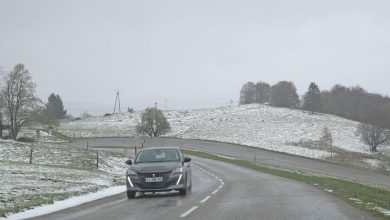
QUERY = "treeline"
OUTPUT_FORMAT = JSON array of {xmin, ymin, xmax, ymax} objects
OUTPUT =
[{"xmin": 239, "ymin": 81, "xmax": 390, "ymax": 127}]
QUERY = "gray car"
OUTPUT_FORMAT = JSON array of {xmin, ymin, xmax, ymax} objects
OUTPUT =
[{"xmin": 125, "ymin": 147, "xmax": 192, "ymax": 199}]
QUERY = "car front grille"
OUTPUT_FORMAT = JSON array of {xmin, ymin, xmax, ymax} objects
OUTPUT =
[{"xmin": 137, "ymin": 171, "xmax": 171, "ymax": 180}]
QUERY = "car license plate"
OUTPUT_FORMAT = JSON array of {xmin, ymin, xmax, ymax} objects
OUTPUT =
[{"xmin": 145, "ymin": 177, "xmax": 163, "ymax": 183}]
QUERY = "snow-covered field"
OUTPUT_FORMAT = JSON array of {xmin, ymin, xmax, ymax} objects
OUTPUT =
[
  {"xmin": 59, "ymin": 104, "xmax": 390, "ymax": 159},
  {"xmin": 59, "ymin": 115, "xmax": 140, "ymax": 138},
  {"xmin": 0, "ymin": 139, "xmax": 128, "ymax": 218}
]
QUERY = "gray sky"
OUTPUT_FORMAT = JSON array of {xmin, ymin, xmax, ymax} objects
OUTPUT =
[{"xmin": 1, "ymin": 0, "xmax": 390, "ymax": 115}]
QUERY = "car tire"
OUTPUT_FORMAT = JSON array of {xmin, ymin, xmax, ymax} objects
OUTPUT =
[
  {"xmin": 179, "ymin": 178, "xmax": 191, "ymax": 196},
  {"xmin": 179, "ymin": 188, "xmax": 187, "ymax": 196},
  {"xmin": 127, "ymin": 191, "xmax": 136, "ymax": 199}
]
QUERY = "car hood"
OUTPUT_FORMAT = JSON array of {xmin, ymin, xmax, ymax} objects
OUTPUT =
[{"xmin": 128, "ymin": 161, "xmax": 181, "ymax": 173}]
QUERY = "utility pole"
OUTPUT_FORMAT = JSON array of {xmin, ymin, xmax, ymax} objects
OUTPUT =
[
  {"xmin": 118, "ymin": 92, "xmax": 121, "ymax": 114},
  {"xmin": 112, "ymin": 92, "xmax": 121, "ymax": 115},
  {"xmin": 152, "ymin": 102, "xmax": 157, "ymax": 137}
]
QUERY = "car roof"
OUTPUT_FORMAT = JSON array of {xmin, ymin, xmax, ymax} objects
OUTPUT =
[{"xmin": 138, "ymin": 146, "xmax": 181, "ymax": 151}]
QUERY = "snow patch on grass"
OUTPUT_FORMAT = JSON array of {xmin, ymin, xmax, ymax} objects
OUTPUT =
[
  {"xmin": 1, "ymin": 186, "xmax": 126, "ymax": 220},
  {"xmin": 0, "ymin": 139, "xmax": 128, "ymax": 218}
]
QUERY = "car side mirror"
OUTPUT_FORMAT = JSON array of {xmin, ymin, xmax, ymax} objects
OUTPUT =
[
  {"xmin": 125, "ymin": 159, "xmax": 132, "ymax": 165},
  {"xmin": 183, "ymin": 157, "xmax": 191, "ymax": 163}
]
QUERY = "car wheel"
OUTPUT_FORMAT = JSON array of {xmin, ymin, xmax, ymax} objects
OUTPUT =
[
  {"xmin": 179, "ymin": 188, "xmax": 187, "ymax": 196},
  {"xmin": 127, "ymin": 191, "xmax": 136, "ymax": 199},
  {"xmin": 179, "ymin": 179, "xmax": 191, "ymax": 196}
]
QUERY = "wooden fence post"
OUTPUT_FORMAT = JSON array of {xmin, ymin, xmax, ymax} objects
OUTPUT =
[
  {"xmin": 29, "ymin": 146, "xmax": 33, "ymax": 164},
  {"xmin": 96, "ymin": 151, "xmax": 99, "ymax": 170}
]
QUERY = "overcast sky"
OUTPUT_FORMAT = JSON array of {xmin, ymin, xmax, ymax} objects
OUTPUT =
[{"xmin": 1, "ymin": 0, "xmax": 390, "ymax": 115}]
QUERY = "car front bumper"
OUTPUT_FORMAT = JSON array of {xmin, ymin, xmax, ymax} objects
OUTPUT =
[{"xmin": 126, "ymin": 174, "xmax": 185, "ymax": 192}]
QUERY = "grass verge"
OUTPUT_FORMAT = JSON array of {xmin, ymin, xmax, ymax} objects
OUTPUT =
[{"xmin": 183, "ymin": 149, "xmax": 390, "ymax": 220}]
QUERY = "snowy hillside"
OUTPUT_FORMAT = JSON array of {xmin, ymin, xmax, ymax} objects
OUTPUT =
[
  {"xmin": 0, "ymin": 139, "xmax": 128, "ymax": 217},
  {"xmin": 59, "ymin": 104, "xmax": 390, "ymax": 159},
  {"xmin": 168, "ymin": 104, "xmax": 377, "ymax": 156}
]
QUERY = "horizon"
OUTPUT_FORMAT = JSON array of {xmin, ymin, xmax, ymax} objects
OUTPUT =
[{"xmin": 1, "ymin": 0, "xmax": 390, "ymax": 116}]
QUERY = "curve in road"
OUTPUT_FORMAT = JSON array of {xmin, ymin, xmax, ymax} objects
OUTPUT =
[
  {"xmin": 31, "ymin": 156, "xmax": 375, "ymax": 220},
  {"xmin": 71, "ymin": 137, "xmax": 390, "ymax": 189}
]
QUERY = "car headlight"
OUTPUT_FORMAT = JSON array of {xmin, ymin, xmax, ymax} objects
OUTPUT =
[
  {"xmin": 127, "ymin": 169, "xmax": 137, "ymax": 176},
  {"xmin": 172, "ymin": 167, "xmax": 183, "ymax": 174}
]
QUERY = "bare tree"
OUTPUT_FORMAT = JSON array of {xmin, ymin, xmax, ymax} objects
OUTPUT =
[
  {"xmin": 320, "ymin": 84, "xmax": 389, "ymax": 122},
  {"xmin": 355, "ymin": 110, "xmax": 390, "ymax": 152},
  {"xmin": 270, "ymin": 81, "xmax": 299, "ymax": 108},
  {"xmin": 255, "ymin": 81, "xmax": 270, "ymax": 104},
  {"xmin": 1, "ymin": 64, "xmax": 40, "ymax": 140},
  {"xmin": 239, "ymin": 82, "xmax": 256, "ymax": 105},
  {"xmin": 356, "ymin": 124, "xmax": 390, "ymax": 152},
  {"xmin": 136, "ymin": 107, "xmax": 171, "ymax": 137},
  {"xmin": 30, "ymin": 105, "xmax": 59, "ymax": 129}
]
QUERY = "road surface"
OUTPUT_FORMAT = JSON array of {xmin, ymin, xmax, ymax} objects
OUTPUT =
[
  {"xmin": 31, "ymin": 156, "xmax": 375, "ymax": 220},
  {"xmin": 72, "ymin": 137, "xmax": 390, "ymax": 189}
]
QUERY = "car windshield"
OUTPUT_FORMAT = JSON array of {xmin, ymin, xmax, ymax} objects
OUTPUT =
[{"xmin": 135, "ymin": 149, "xmax": 180, "ymax": 163}]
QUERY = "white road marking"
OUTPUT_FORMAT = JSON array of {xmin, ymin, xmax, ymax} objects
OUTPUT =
[
  {"xmin": 211, "ymin": 189, "xmax": 219, "ymax": 195},
  {"xmin": 193, "ymin": 162, "xmax": 224, "ymax": 197},
  {"xmin": 200, "ymin": 196, "xmax": 211, "ymax": 204},
  {"xmin": 180, "ymin": 206, "xmax": 199, "ymax": 218}
]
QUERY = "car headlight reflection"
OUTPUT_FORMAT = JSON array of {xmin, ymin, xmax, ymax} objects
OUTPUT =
[
  {"xmin": 127, "ymin": 169, "xmax": 137, "ymax": 176},
  {"xmin": 172, "ymin": 167, "xmax": 183, "ymax": 174}
]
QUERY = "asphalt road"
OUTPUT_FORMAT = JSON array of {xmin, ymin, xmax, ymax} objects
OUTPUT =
[
  {"xmin": 72, "ymin": 137, "xmax": 390, "ymax": 189},
  {"xmin": 31, "ymin": 156, "xmax": 375, "ymax": 220}
]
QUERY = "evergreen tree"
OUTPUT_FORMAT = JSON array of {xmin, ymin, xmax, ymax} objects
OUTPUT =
[
  {"xmin": 47, "ymin": 93, "xmax": 67, "ymax": 119},
  {"xmin": 303, "ymin": 82, "xmax": 321, "ymax": 113}
]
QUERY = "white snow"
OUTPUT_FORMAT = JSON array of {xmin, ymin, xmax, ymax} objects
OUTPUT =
[
  {"xmin": 1, "ymin": 186, "xmax": 126, "ymax": 220},
  {"xmin": 58, "ymin": 104, "xmax": 390, "ymax": 159},
  {"xmin": 0, "ymin": 139, "xmax": 128, "ymax": 218},
  {"xmin": 363, "ymin": 159, "xmax": 381, "ymax": 168},
  {"xmin": 212, "ymin": 154, "xmax": 238, "ymax": 160},
  {"xmin": 373, "ymin": 206, "xmax": 390, "ymax": 216},
  {"xmin": 349, "ymin": 198, "xmax": 390, "ymax": 216},
  {"xmin": 349, "ymin": 198, "xmax": 363, "ymax": 204}
]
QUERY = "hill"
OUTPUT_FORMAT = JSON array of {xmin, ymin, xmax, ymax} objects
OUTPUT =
[{"xmin": 59, "ymin": 104, "xmax": 390, "ymax": 160}]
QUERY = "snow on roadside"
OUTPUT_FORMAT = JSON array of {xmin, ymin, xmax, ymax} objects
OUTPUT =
[
  {"xmin": 0, "ymin": 139, "xmax": 128, "ymax": 218},
  {"xmin": 1, "ymin": 186, "xmax": 126, "ymax": 220}
]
